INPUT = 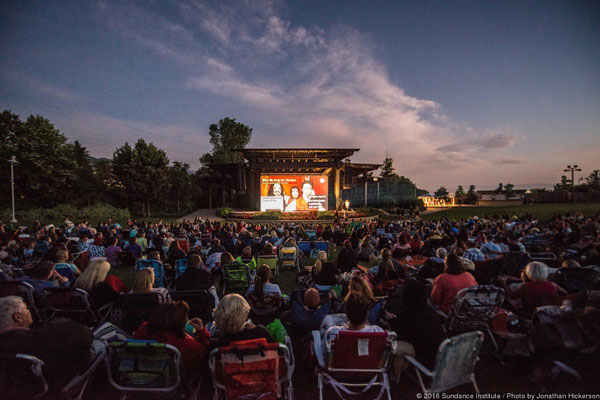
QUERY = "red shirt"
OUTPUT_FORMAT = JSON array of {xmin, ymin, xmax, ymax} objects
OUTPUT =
[
  {"xmin": 517, "ymin": 281, "xmax": 559, "ymax": 309},
  {"xmin": 134, "ymin": 322, "xmax": 210, "ymax": 372},
  {"xmin": 431, "ymin": 272, "xmax": 478, "ymax": 314}
]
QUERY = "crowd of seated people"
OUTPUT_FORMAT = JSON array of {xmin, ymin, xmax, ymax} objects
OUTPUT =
[{"xmin": 0, "ymin": 211, "xmax": 599, "ymax": 394}]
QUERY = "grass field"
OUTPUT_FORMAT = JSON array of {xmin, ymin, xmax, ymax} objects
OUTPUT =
[{"xmin": 421, "ymin": 202, "xmax": 600, "ymax": 222}]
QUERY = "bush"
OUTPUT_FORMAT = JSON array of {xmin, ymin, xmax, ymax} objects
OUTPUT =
[
  {"xmin": 252, "ymin": 211, "xmax": 282, "ymax": 220},
  {"xmin": 317, "ymin": 211, "xmax": 335, "ymax": 220},
  {"xmin": 1, "ymin": 203, "xmax": 130, "ymax": 223},
  {"xmin": 216, "ymin": 207, "xmax": 233, "ymax": 218}
]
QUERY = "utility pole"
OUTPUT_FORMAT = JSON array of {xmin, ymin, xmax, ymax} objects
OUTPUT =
[
  {"xmin": 8, "ymin": 156, "xmax": 18, "ymax": 223},
  {"xmin": 564, "ymin": 164, "xmax": 581, "ymax": 203}
]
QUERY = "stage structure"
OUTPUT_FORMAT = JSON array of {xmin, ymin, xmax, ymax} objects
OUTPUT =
[{"xmin": 202, "ymin": 148, "xmax": 380, "ymax": 211}]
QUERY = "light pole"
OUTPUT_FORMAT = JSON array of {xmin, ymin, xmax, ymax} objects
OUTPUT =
[
  {"xmin": 8, "ymin": 156, "xmax": 17, "ymax": 223},
  {"xmin": 564, "ymin": 164, "xmax": 581, "ymax": 203},
  {"xmin": 373, "ymin": 177, "xmax": 379, "ymax": 206},
  {"xmin": 364, "ymin": 175, "xmax": 368, "ymax": 207}
]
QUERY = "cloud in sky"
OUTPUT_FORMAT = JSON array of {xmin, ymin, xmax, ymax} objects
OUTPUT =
[{"xmin": 6, "ymin": 1, "xmax": 596, "ymax": 191}]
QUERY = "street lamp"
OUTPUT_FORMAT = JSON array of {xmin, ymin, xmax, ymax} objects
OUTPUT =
[
  {"xmin": 373, "ymin": 177, "xmax": 379, "ymax": 206},
  {"xmin": 8, "ymin": 156, "xmax": 18, "ymax": 223},
  {"xmin": 564, "ymin": 164, "xmax": 582, "ymax": 203}
]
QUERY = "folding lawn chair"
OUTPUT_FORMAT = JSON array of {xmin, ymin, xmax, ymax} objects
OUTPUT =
[
  {"xmin": 246, "ymin": 292, "xmax": 281, "ymax": 317},
  {"xmin": 135, "ymin": 260, "xmax": 169, "ymax": 289},
  {"xmin": 0, "ymin": 280, "xmax": 45, "ymax": 324},
  {"xmin": 222, "ymin": 263, "xmax": 251, "ymax": 295},
  {"xmin": 118, "ymin": 292, "xmax": 164, "ymax": 334},
  {"xmin": 315, "ymin": 241, "xmax": 330, "ymax": 256},
  {"xmin": 297, "ymin": 241, "xmax": 312, "ymax": 255},
  {"xmin": 445, "ymin": 286, "xmax": 505, "ymax": 351},
  {"xmin": 257, "ymin": 255, "xmax": 278, "ymax": 273},
  {"xmin": 54, "ymin": 263, "xmax": 77, "ymax": 282},
  {"xmin": 42, "ymin": 287, "xmax": 111, "ymax": 327},
  {"xmin": 312, "ymin": 329, "xmax": 396, "ymax": 400},
  {"xmin": 209, "ymin": 337, "xmax": 294, "ymax": 400},
  {"xmin": 278, "ymin": 247, "xmax": 299, "ymax": 274},
  {"xmin": 404, "ymin": 331, "xmax": 484, "ymax": 393},
  {"xmin": 175, "ymin": 259, "xmax": 188, "ymax": 279},
  {"xmin": 61, "ymin": 342, "xmax": 107, "ymax": 400},
  {"xmin": 553, "ymin": 267, "xmax": 599, "ymax": 294},
  {"xmin": 169, "ymin": 290, "xmax": 215, "ymax": 321},
  {"xmin": 0, "ymin": 353, "xmax": 48, "ymax": 399},
  {"xmin": 105, "ymin": 340, "xmax": 199, "ymax": 400}
]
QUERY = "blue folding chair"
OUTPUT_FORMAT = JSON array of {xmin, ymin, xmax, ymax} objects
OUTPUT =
[
  {"xmin": 54, "ymin": 263, "xmax": 77, "ymax": 282},
  {"xmin": 314, "ymin": 241, "xmax": 330, "ymax": 255},
  {"xmin": 297, "ymin": 241, "xmax": 312, "ymax": 254},
  {"xmin": 175, "ymin": 259, "xmax": 187, "ymax": 279},
  {"xmin": 306, "ymin": 230, "xmax": 317, "ymax": 240},
  {"xmin": 136, "ymin": 260, "xmax": 169, "ymax": 288}
]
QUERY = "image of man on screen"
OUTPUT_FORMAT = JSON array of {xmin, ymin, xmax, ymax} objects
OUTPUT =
[
  {"xmin": 284, "ymin": 186, "xmax": 300, "ymax": 212},
  {"xmin": 267, "ymin": 182, "xmax": 287, "ymax": 211}
]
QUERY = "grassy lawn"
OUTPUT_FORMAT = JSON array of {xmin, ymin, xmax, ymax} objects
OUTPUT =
[{"xmin": 421, "ymin": 203, "xmax": 600, "ymax": 222}]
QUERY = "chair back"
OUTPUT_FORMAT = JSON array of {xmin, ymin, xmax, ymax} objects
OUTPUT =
[
  {"xmin": 209, "ymin": 338, "xmax": 292, "ymax": 400},
  {"xmin": 247, "ymin": 292, "xmax": 281, "ymax": 316},
  {"xmin": 135, "ymin": 260, "xmax": 167, "ymax": 288},
  {"xmin": 206, "ymin": 252, "xmax": 223, "ymax": 271},
  {"xmin": 118, "ymin": 293, "xmax": 163, "ymax": 334},
  {"xmin": 0, "ymin": 280, "xmax": 44, "ymax": 323},
  {"xmin": 168, "ymin": 290, "xmax": 214, "ymax": 321},
  {"xmin": 105, "ymin": 341, "xmax": 181, "ymax": 394},
  {"xmin": 297, "ymin": 241, "xmax": 311, "ymax": 254},
  {"xmin": 176, "ymin": 238, "xmax": 190, "ymax": 254},
  {"xmin": 257, "ymin": 256, "xmax": 278, "ymax": 272},
  {"xmin": 315, "ymin": 241, "xmax": 330, "ymax": 254},
  {"xmin": 429, "ymin": 331, "xmax": 484, "ymax": 393},
  {"xmin": 306, "ymin": 230, "xmax": 317, "ymax": 240},
  {"xmin": 0, "ymin": 353, "xmax": 48, "ymax": 399},
  {"xmin": 326, "ymin": 330, "xmax": 395, "ymax": 371},
  {"xmin": 553, "ymin": 268, "xmax": 599, "ymax": 294},
  {"xmin": 447, "ymin": 286, "xmax": 505, "ymax": 332},
  {"xmin": 174, "ymin": 259, "xmax": 188, "ymax": 278},
  {"xmin": 223, "ymin": 263, "xmax": 250, "ymax": 294},
  {"xmin": 279, "ymin": 247, "xmax": 297, "ymax": 263},
  {"xmin": 54, "ymin": 264, "xmax": 77, "ymax": 282},
  {"xmin": 42, "ymin": 287, "xmax": 101, "ymax": 326},
  {"xmin": 200, "ymin": 233, "xmax": 212, "ymax": 246}
]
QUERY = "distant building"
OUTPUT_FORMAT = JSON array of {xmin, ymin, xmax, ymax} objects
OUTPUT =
[{"xmin": 477, "ymin": 189, "xmax": 527, "ymax": 201}]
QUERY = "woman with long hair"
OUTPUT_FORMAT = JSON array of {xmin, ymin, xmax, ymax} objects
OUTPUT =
[
  {"xmin": 74, "ymin": 260, "xmax": 126, "ymax": 308},
  {"xmin": 375, "ymin": 248, "xmax": 400, "ymax": 283},
  {"xmin": 246, "ymin": 264, "xmax": 282, "ymax": 297},
  {"xmin": 358, "ymin": 235, "xmax": 375, "ymax": 262},
  {"xmin": 130, "ymin": 268, "xmax": 170, "ymax": 302}
]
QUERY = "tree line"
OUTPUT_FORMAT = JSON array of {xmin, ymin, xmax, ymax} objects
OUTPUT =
[{"xmin": 0, "ymin": 111, "xmax": 253, "ymax": 217}]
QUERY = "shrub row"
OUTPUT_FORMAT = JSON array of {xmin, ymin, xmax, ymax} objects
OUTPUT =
[{"xmin": 1, "ymin": 203, "xmax": 130, "ymax": 222}]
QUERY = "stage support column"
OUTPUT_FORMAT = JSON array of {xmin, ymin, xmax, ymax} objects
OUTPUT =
[
  {"xmin": 334, "ymin": 167, "xmax": 341, "ymax": 209},
  {"xmin": 248, "ymin": 170, "xmax": 256, "ymax": 210}
]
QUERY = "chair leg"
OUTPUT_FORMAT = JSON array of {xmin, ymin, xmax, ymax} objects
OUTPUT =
[
  {"xmin": 318, "ymin": 373, "xmax": 323, "ymax": 400},
  {"xmin": 383, "ymin": 373, "xmax": 392, "ymax": 400},
  {"xmin": 486, "ymin": 324, "xmax": 499, "ymax": 352},
  {"xmin": 471, "ymin": 374, "xmax": 480, "ymax": 394}
]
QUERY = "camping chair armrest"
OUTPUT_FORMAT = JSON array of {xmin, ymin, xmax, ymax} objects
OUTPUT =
[
  {"xmin": 285, "ymin": 336, "xmax": 295, "ymax": 374},
  {"xmin": 97, "ymin": 303, "xmax": 113, "ymax": 320},
  {"xmin": 311, "ymin": 330, "xmax": 326, "ymax": 368},
  {"xmin": 404, "ymin": 355, "xmax": 434, "ymax": 377}
]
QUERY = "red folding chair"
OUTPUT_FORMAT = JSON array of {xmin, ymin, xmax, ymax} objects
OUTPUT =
[
  {"xmin": 209, "ymin": 338, "xmax": 294, "ymax": 400},
  {"xmin": 312, "ymin": 330, "xmax": 396, "ymax": 400}
]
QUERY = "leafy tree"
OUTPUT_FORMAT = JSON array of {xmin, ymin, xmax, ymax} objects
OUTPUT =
[
  {"xmin": 434, "ymin": 186, "xmax": 449, "ymax": 197},
  {"xmin": 200, "ymin": 117, "xmax": 252, "ymax": 165},
  {"xmin": 464, "ymin": 184, "xmax": 478, "ymax": 204},
  {"xmin": 496, "ymin": 182, "xmax": 503, "ymax": 194},
  {"xmin": 380, "ymin": 157, "xmax": 398, "ymax": 179},
  {"xmin": 168, "ymin": 161, "xmax": 192, "ymax": 213},
  {"xmin": 554, "ymin": 175, "xmax": 571, "ymax": 192},
  {"xmin": 585, "ymin": 170, "xmax": 600, "ymax": 190},
  {"xmin": 113, "ymin": 139, "xmax": 169, "ymax": 216},
  {"xmin": 455, "ymin": 185, "xmax": 465, "ymax": 201},
  {"xmin": 504, "ymin": 183, "xmax": 515, "ymax": 198},
  {"xmin": 0, "ymin": 111, "xmax": 92, "ymax": 208}
]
